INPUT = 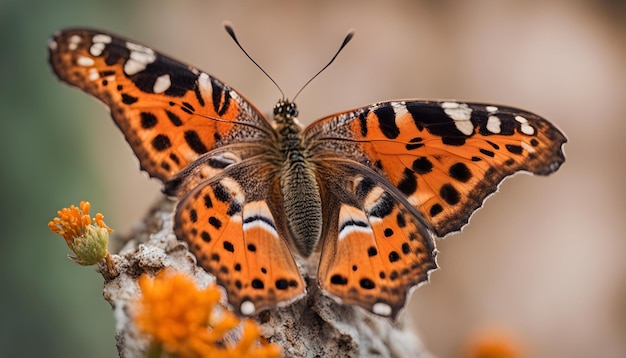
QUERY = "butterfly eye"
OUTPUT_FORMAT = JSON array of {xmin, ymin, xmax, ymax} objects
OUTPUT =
[{"xmin": 287, "ymin": 103, "xmax": 298, "ymax": 118}]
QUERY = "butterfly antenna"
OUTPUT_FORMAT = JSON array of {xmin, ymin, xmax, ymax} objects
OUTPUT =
[
  {"xmin": 292, "ymin": 30, "xmax": 354, "ymax": 102},
  {"xmin": 224, "ymin": 22, "xmax": 285, "ymax": 100}
]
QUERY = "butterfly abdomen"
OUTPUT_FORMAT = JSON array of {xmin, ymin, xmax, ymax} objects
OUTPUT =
[
  {"xmin": 273, "ymin": 101, "xmax": 323, "ymax": 258},
  {"xmin": 280, "ymin": 157, "xmax": 323, "ymax": 258}
]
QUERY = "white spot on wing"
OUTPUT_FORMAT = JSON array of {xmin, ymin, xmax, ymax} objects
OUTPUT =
[
  {"xmin": 515, "ymin": 115, "xmax": 535, "ymax": 135},
  {"xmin": 124, "ymin": 42, "xmax": 157, "ymax": 75},
  {"xmin": 153, "ymin": 74, "xmax": 171, "ymax": 93},
  {"xmin": 89, "ymin": 42, "xmax": 106, "ymax": 56},
  {"xmin": 486, "ymin": 115, "xmax": 501, "ymax": 134},
  {"xmin": 76, "ymin": 56, "xmax": 95, "ymax": 67},
  {"xmin": 68, "ymin": 35, "xmax": 81, "ymax": 51},
  {"xmin": 442, "ymin": 102, "xmax": 474, "ymax": 135},
  {"xmin": 391, "ymin": 101, "xmax": 408, "ymax": 118},
  {"xmin": 372, "ymin": 302, "xmax": 392, "ymax": 316},
  {"xmin": 486, "ymin": 105, "xmax": 498, "ymax": 113},
  {"xmin": 198, "ymin": 72, "xmax": 212, "ymax": 91},
  {"xmin": 88, "ymin": 68, "xmax": 99, "ymax": 81},
  {"xmin": 48, "ymin": 39, "xmax": 58, "ymax": 50},
  {"xmin": 240, "ymin": 301, "xmax": 255, "ymax": 316},
  {"xmin": 92, "ymin": 34, "xmax": 112, "ymax": 44},
  {"xmin": 521, "ymin": 141, "xmax": 536, "ymax": 153}
]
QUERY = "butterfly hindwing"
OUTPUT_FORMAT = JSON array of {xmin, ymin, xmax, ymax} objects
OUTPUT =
[
  {"xmin": 306, "ymin": 100, "xmax": 567, "ymax": 237},
  {"xmin": 48, "ymin": 29, "xmax": 272, "ymax": 182},
  {"xmin": 317, "ymin": 172, "xmax": 437, "ymax": 318},
  {"xmin": 173, "ymin": 158, "xmax": 306, "ymax": 315}
]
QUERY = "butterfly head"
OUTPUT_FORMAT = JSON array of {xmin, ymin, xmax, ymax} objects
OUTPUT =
[
  {"xmin": 274, "ymin": 100, "xmax": 299, "ymax": 119},
  {"xmin": 272, "ymin": 100, "xmax": 302, "ymax": 130}
]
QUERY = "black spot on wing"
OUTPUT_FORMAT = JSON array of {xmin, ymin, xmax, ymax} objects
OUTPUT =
[
  {"xmin": 194, "ymin": 85, "xmax": 205, "ymax": 106},
  {"xmin": 412, "ymin": 157, "xmax": 433, "ymax": 174},
  {"xmin": 151, "ymin": 134, "xmax": 171, "ymax": 151},
  {"xmin": 252, "ymin": 279, "xmax": 264, "ymax": 289},
  {"xmin": 486, "ymin": 140, "xmax": 500, "ymax": 150},
  {"xmin": 203, "ymin": 194, "xmax": 213, "ymax": 208},
  {"xmin": 212, "ymin": 183, "xmax": 230, "ymax": 202},
  {"xmin": 102, "ymin": 39, "xmax": 129, "ymax": 65},
  {"xmin": 440, "ymin": 183, "xmax": 460, "ymax": 205},
  {"xmin": 210, "ymin": 80, "xmax": 231, "ymax": 115},
  {"xmin": 374, "ymin": 104, "xmax": 400, "ymax": 139},
  {"xmin": 358, "ymin": 110, "xmax": 369, "ymax": 137},
  {"xmin": 275, "ymin": 279, "xmax": 288, "ymax": 290},
  {"xmin": 121, "ymin": 93, "xmax": 138, "ymax": 104},
  {"xmin": 396, "ymin": 213, "xmax": 406, "ymax": 228},
  {"xmin": 184, "ymin": 130, "xmax": 208, "ymax": 154},
  {"xmin": 449, "ymin": 162, "xmax": 472, "ymax": 182},
  {"xmin": 140, "ymin": 112, "xmax": 157, "ymax": 128},
  {"xmin": 189, "ymin": 209, "xmax": 197, "ymax": 222},
  {"xmin": 359, "ymin": 278, "xmax": 375, "ymax": 289},
  {"xmin": 406, "ymin": 137, "xmax": 424, "ymax": 150},
  {"xmin": 429, "ymin": 204, "xmax": 443, "ymax": 217},
  {"xmin": 506, "ymin": 144, "xmax": 524, "ymax": 155},
  {"xmin": 208, "ymin": 216, "xmax": 222, "ymax": 229},
  {"xmin": 223, "ymin": 241, "xmax": 234, "ymax": 252},
  {"xmin": 218, "ymin": 89, "xmax": 231, "ymax": 116},
  {"xmin": 165, "ymin": 110, "xmax": 183, "ymax": 126},
  {"xmin": 331, "ymin": 274, "xmax": 348, "ymax": 285},
  {"xmin": 397, "ymin": 168, "xmax": 418, "ymax": 195}
]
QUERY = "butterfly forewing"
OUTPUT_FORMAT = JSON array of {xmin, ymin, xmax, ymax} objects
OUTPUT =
[
  {"xmin": 306, "ymin": 100, "xmax": 567, "ymax": 238},
  {"xmin": 48, "ymin": 29, "xmax": 271, "ymax": 182}
]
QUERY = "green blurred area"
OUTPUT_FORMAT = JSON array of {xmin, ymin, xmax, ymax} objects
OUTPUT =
[{"xmin": 0, "ymin": 1, "xmax": 131, "ymax": 356}]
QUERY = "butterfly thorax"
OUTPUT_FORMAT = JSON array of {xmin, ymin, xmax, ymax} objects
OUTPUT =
[{"xmin": 273, "ymin": 100, "xmax": 323, "ymax": 258}]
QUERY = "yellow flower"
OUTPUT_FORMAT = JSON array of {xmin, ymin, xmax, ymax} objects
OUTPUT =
[
  {"xmin": 135, "ymin": 270, "xmax": 281, "ymax": 358},
  {"xmin": 49, "ymin": 201, "xmax": 116, "ymax": 274}
]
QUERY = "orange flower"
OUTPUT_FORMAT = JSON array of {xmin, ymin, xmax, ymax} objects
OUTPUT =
[
  {"xmin": 134, "ymin": 270, "xmax": 281, "ymax": 358},
  {"xmin": 462, "ymin": 327, "xmax": 524, "ymax": 358},
  {"xmin": 49, "ymin": 201, "xmax": 115, "ymax": 270}
]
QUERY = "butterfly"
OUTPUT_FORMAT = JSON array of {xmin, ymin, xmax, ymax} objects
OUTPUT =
[{"xmin": 48, "ymin": 27, "xmax": 566, "ymax": 319}]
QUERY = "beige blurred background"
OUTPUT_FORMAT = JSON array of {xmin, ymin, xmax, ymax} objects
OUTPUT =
[{"xmin": 1, "ymin": 0, "xmax": 624, "ymax": 357}]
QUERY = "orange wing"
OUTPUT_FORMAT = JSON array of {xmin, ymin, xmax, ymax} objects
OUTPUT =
[
  {"xmin": 48, "ymin": 29, "xmax": 272, "ymax": 182},
  {"xmin": 173, "ymin": 158, "xmax": 306, "ymax": 315},
  {"xmin": 317, "ymin": 172, "xmax": 437, "ymax": 319},
  {"xmin": 305, "ymin": 100, "xmax": 566, "ymax": 238}
]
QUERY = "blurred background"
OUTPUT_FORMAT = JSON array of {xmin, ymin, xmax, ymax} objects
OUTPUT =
[{"xmin": 1, "ymin": 0, "xmax": 624, "ymax": 357}]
